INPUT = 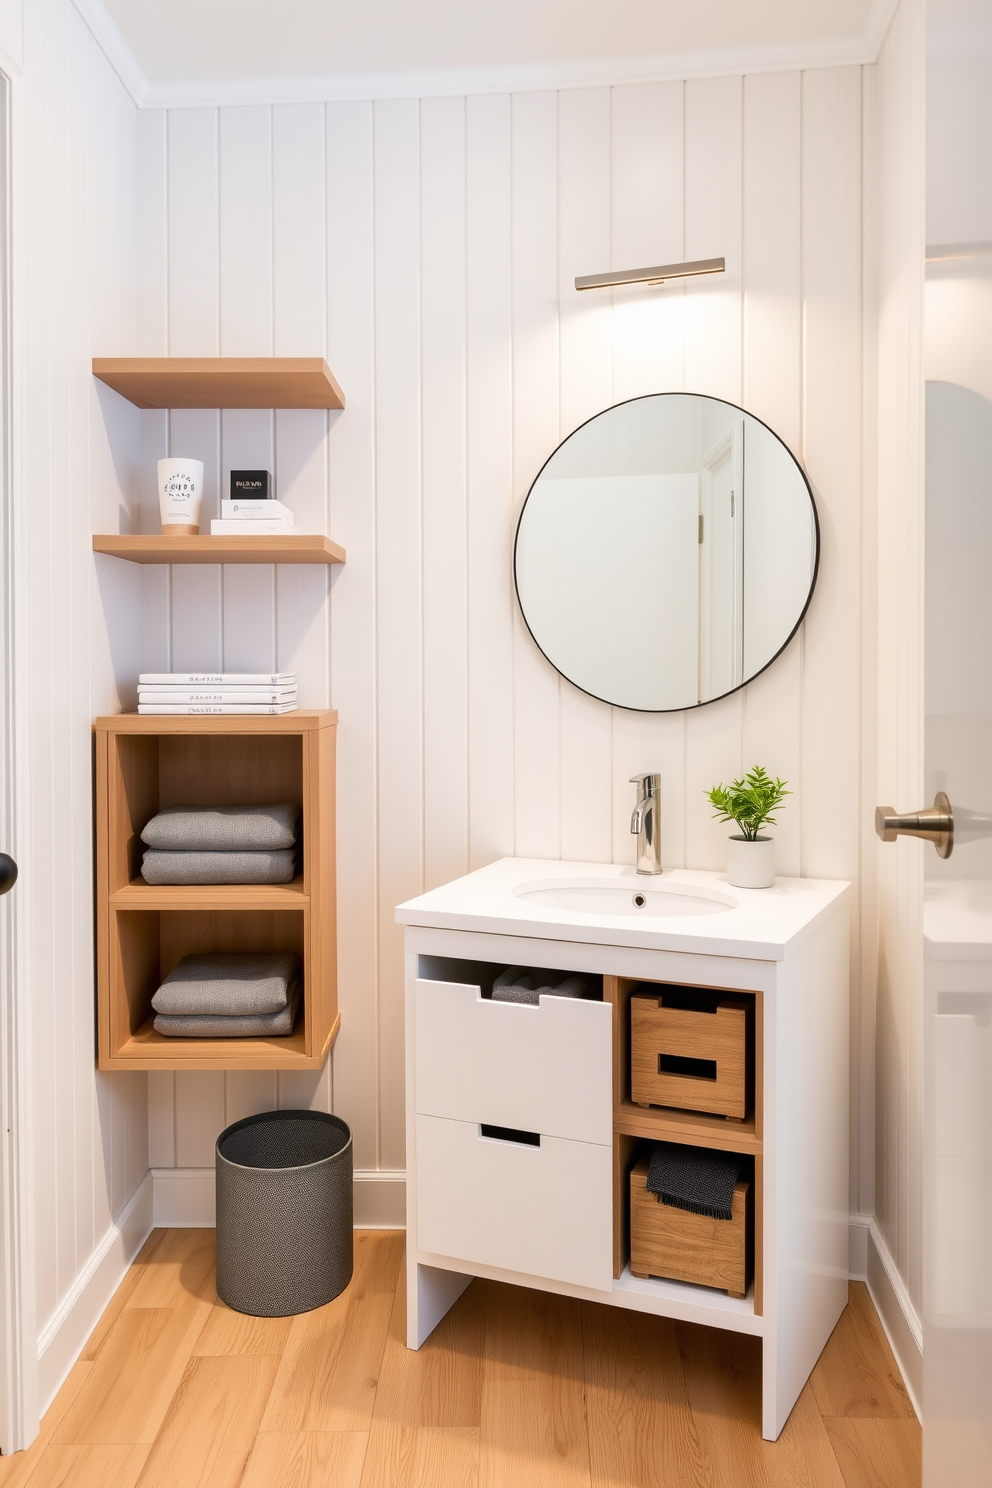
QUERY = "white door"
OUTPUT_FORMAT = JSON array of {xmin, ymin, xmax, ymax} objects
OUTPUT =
[
  {"xmin": 699, "ymin": 422, "xmax": 743, "ymax": 702},
  {"xmin": 918, "ymin": 5, "xmax": 992, "ymax": 1479}
]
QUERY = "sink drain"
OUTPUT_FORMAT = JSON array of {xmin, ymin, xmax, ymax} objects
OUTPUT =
[{"xmin": 632, "ymin": 893, "xmax": 646, "ymax": 908}]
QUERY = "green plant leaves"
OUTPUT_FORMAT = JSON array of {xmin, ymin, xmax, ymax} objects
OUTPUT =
[{"xmin": 706, "ymin": 765, "xmax": 790, "ymax": 841}]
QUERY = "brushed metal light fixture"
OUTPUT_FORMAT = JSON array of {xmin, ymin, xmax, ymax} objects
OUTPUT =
[{"xmin": 575, "ymin": 256, "xmax": 725, "ymax": 292}]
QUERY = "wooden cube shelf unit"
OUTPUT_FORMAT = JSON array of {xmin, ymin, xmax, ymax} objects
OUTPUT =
[
  {"xmin": 606, "ymin": 974, "xmax": 763, "ymax": 1311},
  {"xmin": 94, "ymin": 710, "xmax": 338, "ymax": 1071}
]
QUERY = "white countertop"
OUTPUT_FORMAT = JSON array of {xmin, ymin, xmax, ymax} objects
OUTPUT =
[{"xmin": 396, "ymin": 858, "xmax": 850, "ymax": 961}]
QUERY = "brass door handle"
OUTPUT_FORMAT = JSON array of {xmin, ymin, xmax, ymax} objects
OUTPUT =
[{"xmin": 875, "ymin": 792, "xmax": 953, "ymax": 859}]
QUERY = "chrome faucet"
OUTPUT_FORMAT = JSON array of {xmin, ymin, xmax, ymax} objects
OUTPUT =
[{"xmin": 630, "ymin": 773, "xmax": 662, "ymax": 875}]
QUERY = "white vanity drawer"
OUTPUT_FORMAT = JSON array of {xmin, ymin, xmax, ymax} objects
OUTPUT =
[
  {"xmin": 415, "ymin": 1113, "xmax": 612, "ymax": 1292},
  {"xmin": 413, "ymin": 978, "xmax": 612, "ymax": 1146}
]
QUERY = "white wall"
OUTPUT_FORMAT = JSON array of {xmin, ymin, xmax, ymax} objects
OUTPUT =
[
  {"xmin": 133, "ymin": 71, "xmax": 871, "ymax": 1216},
  {"xmin": 4, "ymin": 0, "xmax": 148, "ymax": 1412},
  {"xmin": 870, "ymin": 0, "xmax": 926, "ymax": 1333}
]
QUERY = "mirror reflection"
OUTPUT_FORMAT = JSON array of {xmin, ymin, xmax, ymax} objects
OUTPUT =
[{"xmin": 514, "ymin": 393, "xmax": 818, "ymax": 712}]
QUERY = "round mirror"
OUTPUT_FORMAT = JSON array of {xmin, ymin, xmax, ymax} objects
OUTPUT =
[{"xmin": 513, "ymin": 393, "xmax": 818, "ymax": 712}]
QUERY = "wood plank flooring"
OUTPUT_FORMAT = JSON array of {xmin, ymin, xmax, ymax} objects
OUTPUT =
[{"xmin": 0, "ymin": 1230, "xmax": 920, "ymax": 1487}]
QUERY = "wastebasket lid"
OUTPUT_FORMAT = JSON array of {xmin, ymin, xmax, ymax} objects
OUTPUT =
[{"xmin": 217, "ymin": 1110, "xmax": 351, "ymax": 1171}]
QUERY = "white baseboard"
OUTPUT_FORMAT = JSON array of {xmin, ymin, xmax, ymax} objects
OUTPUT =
[
  {"xmin": 353, "ymin": 1169, "xmax": 405, "ymax": 1228},
  {"xmin": 856, "ymin": 1215, "xmax": 923, "ymax": 1418},
  {"xmin": 36, "ymin": 1172, "xmax": 153, "ymax": 1414},
  {"xmin": 152, "ymin": 1167, "xmax": 216, "ymax": 1227},
  {"xmin": 849, "ymin": 1212, "xmax": 870, "ymax": 1280},
  {"xmin": 150, "ymin": 1166, "xmax": 407, "ymax": 1230}
]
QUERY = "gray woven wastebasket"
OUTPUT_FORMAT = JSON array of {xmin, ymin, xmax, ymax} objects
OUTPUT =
[{"xmin": 215, "ymin": 1109, "xmax": 353, "ymax": 1317}]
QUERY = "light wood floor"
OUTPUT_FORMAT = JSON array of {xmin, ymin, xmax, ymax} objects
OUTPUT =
[{"xmin": 0, "ymin": 1228, "xmax": 920, "ymax": 1487}]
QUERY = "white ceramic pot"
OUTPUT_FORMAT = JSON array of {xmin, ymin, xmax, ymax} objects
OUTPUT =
[
  {"xmin": 158, "ymin": 457, "xmax": 204, "ymax": 534},
  {"xmin": 726, "ymin": 835, "xmax": 774, "ymax": 889}
]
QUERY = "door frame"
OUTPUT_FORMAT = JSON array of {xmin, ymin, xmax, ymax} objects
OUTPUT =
[{"xmin": 0, "ymin": 45, "xmax": 39, "ymax": 1454}]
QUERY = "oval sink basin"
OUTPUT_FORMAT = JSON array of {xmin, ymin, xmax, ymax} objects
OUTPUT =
[{"xmin": 514, "ymin": 878, "xmax": 735, "ymax": 918}]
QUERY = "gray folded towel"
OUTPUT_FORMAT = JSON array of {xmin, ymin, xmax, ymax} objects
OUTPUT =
[
  {"xmin": 154, "ymin": 985, "xmax": 301, "ymax": 1039},
  {"xmin": 152, "ymin": 952, "xmax": 301, "ymax": 1016},
  {"xmin": 141, "ymin": 848, "xmax": 297, "ymax": 884},
  {"xmin": 491, "ymin": 967, "xmax": 590, "ymax": 1005},
  {"xmin": 646, "ymin": 1142, "xmax": 742, "ymax": 1221},
  {"xmin": 141, "ymin": 802, "xmax": 300, "ymax": 852}
]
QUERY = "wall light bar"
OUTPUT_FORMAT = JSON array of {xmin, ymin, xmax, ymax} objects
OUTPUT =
[{"xmin": 575, "ymin": 256, "xmax": 725, "ymax": 292}]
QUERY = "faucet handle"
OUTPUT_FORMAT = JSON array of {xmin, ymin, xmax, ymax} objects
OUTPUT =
[{"xmin": 630, "ymin": 772, "xmax": 661, "ymax": 796}]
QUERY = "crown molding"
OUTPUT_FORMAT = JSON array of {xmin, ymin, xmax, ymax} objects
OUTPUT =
[
  {"xmin": 72, "ymin": 0, "xmax": 904, "ymax": 113},
  {"xmin": 71, "ymin": 0, "xmax": 147, "ymax": 105}
]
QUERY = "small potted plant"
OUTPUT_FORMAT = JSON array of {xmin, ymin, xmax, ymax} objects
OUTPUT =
[{"xmin": 707, "ymin": 766, "xmax": 790, "ymax": 888}]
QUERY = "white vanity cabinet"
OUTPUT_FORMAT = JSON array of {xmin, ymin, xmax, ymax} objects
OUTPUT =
[{"xmin": 398, "ymin": 859, "xmax": 851, "ymax": 1442}]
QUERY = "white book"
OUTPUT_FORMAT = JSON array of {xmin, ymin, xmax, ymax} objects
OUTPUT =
[
  {"xmin": 222, "ymin": 499, "xmax": 295, "ymax": 521},
  {"xmin": 139, "ymin": 673, "xmax": 296, "ymax": 686},
  {"xmin": 137, "ymin": 690, "xmax": 298, "ymax": 705},
  {"xmin": 138, "ymin": 703, "xmax": 299, "ymax": 716},
  {"xmin": 211, "ymin": 518, "xmax": 297, "ymax": 535}
]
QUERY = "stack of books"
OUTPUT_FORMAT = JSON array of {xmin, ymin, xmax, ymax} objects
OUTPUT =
[
  {"xmin": 210, "ymin": 498, "xmax": 297, "ymax": 536},
  {"xmin": 137, "ymin": 673, "xmax": 298, "ymax": 715}
]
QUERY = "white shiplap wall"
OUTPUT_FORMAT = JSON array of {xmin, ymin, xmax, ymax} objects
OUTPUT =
[
  {"xmin": 12, "ymin": 0, "xmax": 147, "ymax": 1393},
  {"xmin": 871, "ymin": 0, "xmax": 926, "ymax": 1322},
  {"xmin": 136, "ymin": 72, "xmax": 871, "ymax": 1210}
]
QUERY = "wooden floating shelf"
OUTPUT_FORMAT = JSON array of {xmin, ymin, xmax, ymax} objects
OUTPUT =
[
  {"xmin": 92, "ymin": 356, "xmax": 345, "ymax": 410},
  {"xmin": 93, "ymin": 534, "xmax": 346, "ymax": 566},
  {"xmin": 614, "ymin": 1098, "xmax": 761, "ymax": 1154}
]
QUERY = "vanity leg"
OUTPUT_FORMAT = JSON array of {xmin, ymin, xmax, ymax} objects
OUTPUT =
[{"xmin": 407, "ymin": 1260, "xmax": 473, "ymax": 1350}]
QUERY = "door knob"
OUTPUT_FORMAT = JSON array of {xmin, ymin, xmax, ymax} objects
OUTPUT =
[
  {"xmin": 875, "ymin": 793, "xmax": 953, "ymax": 859},
  {"xmin": 0, "ymin": 854, "xmax": 16, "ymax": 894}
]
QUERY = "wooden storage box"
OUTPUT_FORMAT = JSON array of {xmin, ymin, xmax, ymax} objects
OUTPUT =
[
  {"xmin": 630, "ymin": 988, "xmax": 751, "ymax": 1119},
  {"xmin": 629, "ymin": 1156, "xmax": 752, "ymax": 1296}
]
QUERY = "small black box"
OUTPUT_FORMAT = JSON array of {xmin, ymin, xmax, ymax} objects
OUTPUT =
[{"xmin": 230, "ymin": 469, "xmax": 272, "ymax": 499}]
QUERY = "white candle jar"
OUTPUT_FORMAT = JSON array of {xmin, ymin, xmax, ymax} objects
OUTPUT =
[{"xmin": 158, "ymin": 458, "xmax": 204, "ymax": 534}]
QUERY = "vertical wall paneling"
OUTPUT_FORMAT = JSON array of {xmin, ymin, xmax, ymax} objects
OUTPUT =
[
  {"xmin": 219, "ymin": 107, "xmax": 276, "ymax": 679},
  {"xmin": 422, "ymin": 96, "xmax": 468, "ymax": 890},
  {"xmin": 25, "ymin": 0, "xmax": 147, "ymax": 1378},
  {"xmin": 557, "ymin": 89, "xmax": 613, "ymax": 864},
  {"xmin": 683, "ymin": 76, "xmax": 745, "ymax": 868},
  {"xmin": 273, "ymin": 104, "xmax": 330, "ymax": 708},
  {"xmin": 801, "ymin": 66, "xmax": 866, "ymax": 1216},
  {"xmin": 872, "ymin": 0, "xmax": 926, "ymax": 1314},
  {"xmin": 465, "ymin": 95, "xmax": 514, "ymax": 873},
  {"xmin": 510, "ymin": 91, "xmax": 561, "ymax": 860},
  {"xmin": 373, "ymin": 98, "xmax": 423, "ymax": 1169},
  {"xmin": 141, "ymin": 69, "xmax": 870, "ymax": 1210},
  {"xmin": 740, "ymin": 72, "xmax": 804, "ymax": 881},
  {"xmin": 326, "ymin": 100, "xmax": 378, "ymax": 1170},
  {"xmin": 609, "ymin": 81, "xmax": 687, "ymax": 869}
]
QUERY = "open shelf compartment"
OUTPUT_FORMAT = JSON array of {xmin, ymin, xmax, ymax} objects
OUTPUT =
[
  {"xmin": 606, "ymin": 974, "xmax": 764, "ymax": 1314},
  {"xmin": 94, "ymin": 710, "xmax": 338, "ymax": 1071}
]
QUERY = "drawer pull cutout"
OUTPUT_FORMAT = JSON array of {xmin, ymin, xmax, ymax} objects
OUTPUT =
[
  {"xmin": 658, "ymin": 1053, "xmax": 717, "ymax": 1082},
  {"xmin": 479, "ymin": 1123, "xmax": 541, "ymax": 1147}
]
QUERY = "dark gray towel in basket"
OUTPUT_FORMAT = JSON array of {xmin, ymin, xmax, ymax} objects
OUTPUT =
[
  {"xmin": 491, "ymin": 967, "xmax": 590, "ymax": 1005},
  {"xmin": 152, "ymin": 952, "xmax": 301, "ymax": 1016},
  {"xmin": 646, "ymin": 1142, "xmax": 742, "ymax": 1221},
  {"xmin": 141, "ymin": 802, "xmax": 300, "ymax": 851}
]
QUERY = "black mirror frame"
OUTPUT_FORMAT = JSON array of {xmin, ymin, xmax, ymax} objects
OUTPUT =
[{"xmin": 512, "ymin": 391, "xmax": 820, "ymax": 714}]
